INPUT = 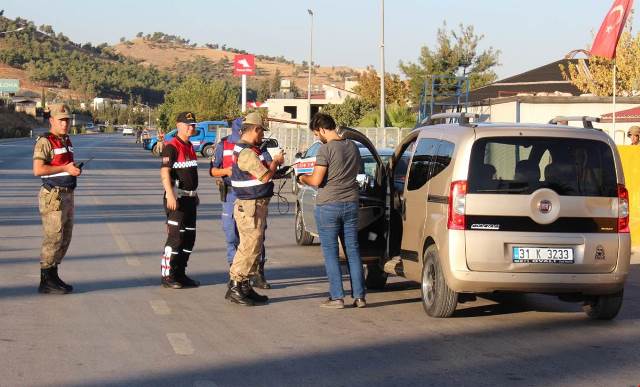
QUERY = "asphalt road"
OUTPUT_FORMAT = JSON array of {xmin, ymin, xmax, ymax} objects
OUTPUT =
[{"xmin": 1, "ymin": 134, "xmax": 639, "ymax": 387}]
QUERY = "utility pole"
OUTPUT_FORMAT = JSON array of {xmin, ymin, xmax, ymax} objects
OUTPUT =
[
  {"xmin": 307, "ymin": 8, "xmax": 314, "ymax": 128},
  {"xmin": 380, "ymin": 0, "xmax": 385, "ymax": 129}
]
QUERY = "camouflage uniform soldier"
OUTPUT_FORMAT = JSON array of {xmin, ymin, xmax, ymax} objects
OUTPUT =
[
  {"xmin": 225, "ymin": 113, "xmax": 285, "ymax": 306},
  {"xmin": 32, "ymin": 103, "xmax": 82, "ymax": 294}
]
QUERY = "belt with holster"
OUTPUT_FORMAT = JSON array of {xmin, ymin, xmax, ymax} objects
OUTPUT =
[
  {"xmin": 176, "ymin": 188, "xmax": 197, "ymax": 198},
  {"xmin": 42, "ymin": 184, "xmax": 74, "ymax": 193}
]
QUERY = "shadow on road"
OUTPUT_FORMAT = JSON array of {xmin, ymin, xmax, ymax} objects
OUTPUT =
[{"xmin": 62, "ymin": 315, "xmax": 640, "ymax": 387}]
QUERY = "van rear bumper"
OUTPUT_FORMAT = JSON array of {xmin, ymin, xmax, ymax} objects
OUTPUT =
[{"xmin": 447, "ymin": 269, "xmax": 628, "ymax": 295}]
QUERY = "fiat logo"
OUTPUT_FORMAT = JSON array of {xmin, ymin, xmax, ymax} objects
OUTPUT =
[{"xmin": 538, "ymin": 200, "xmax": 552, "ymax": 214}]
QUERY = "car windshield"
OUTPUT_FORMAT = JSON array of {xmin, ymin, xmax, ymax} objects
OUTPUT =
[{"xmin": 467, "ymin": 137, "xmax": 618, "ymax": 197}]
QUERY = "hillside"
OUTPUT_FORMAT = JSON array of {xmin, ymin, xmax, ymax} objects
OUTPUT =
[
  {"xmin": 114, "ymin": 38, "xmax": 363, "ymax": 92},
  {"xmin": 0, "ymin": 108, "xmax": 39, "ymax": 138},
  {"xmin": 0, "ymin": 15, "xmax": 365, "ymax": 103},
  {"xmin": 0, "ymin": 63, "xmax": 83, "ymax": 99}
]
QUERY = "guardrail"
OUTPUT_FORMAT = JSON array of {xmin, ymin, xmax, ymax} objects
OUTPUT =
[{"xmin": 216, "ymin": 126, "xmax": 414, "ymax": 164}]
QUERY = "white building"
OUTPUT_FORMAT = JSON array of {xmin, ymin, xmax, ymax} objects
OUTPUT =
[
  {"xmin": 266, "ymin": 82, "xmax": 358, "ymax": 128},
  {"xmin": 459, "ymin": 59, "xmax": 640, "ymax": 144}
]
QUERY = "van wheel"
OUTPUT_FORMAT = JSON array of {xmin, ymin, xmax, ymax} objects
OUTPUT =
[
  {"xmin": 295, "ymin": 207, "xmax": 313, "ymax": 245},
  {"xmin": 421, "ymin": 245, "xmax": 457, "ymax": 317},
  {"xmin": 365, "ymin": 263, "xmax": 387, "ymax": 290},
  {"xmin": 202, "ymin": 145, "xmax": 214, "ymax": 158},
  {"xmin": 583, "ymin": 290, "xmax": 624, "ymax": 320}
]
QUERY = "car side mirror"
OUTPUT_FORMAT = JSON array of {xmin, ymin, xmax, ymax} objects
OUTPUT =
[{"xmin": 294, "ymin": 152, "xmax": 303, "ymax": 159}]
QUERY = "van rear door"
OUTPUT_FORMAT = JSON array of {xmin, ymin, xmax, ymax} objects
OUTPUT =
[{"xmin": 464, "ymin": 135, "xmax": 620, "ymax": 274}]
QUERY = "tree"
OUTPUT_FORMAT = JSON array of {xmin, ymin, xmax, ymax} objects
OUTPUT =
[
  {"xmin": 358, "ymin": 104, "xmax": 416, "ymax": 128},
  {"xmin": 399, "ymin": 22, "xmax": 500, "ymax": 105},
  {"xmin": 560, "ymin": 31, "xmax": 640, "ymax": 96},
  {"xmin": 352, "ymin": 68, "xmax": 409, "ymax": 106},
  {"xmin": 270, "ymin": 69, "xmax": 282, "ymax": 94},
  {"xmin": 160, "ymin": 77, "xmax": 240, "ymax": 124},
  {"xmin": 321, "ymin": 97, "xmax": 375, "ymax": 127}
]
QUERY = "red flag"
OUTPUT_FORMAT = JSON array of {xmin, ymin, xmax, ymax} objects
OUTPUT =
[{"xmin": 591, "ymin": 0, "xmax": 634, "ymax": 59}]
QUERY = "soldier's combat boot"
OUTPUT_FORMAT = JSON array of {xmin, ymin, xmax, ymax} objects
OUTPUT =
[
  {"xmin": 38, "ymin": 268, "xmax": 70, "ymax": 294},
  {"xmin": 51, "ymin": 266, "xmax": 73, "ymax": 292},
  {"xmin": 241, "ymin": 280, "xmax": 268, "ymax": 304},
  {"xmin": 225, "ymin": 280, "xmax": 254, "ymax": 306},
  {"xmin": 161, "ymin": 272, "xmax": 183, "ymax": 289},
  {"xmin": 250, "ymin": 261, "xmax": 271, "ymax": 289},
  {"xmin": 175, "ymin": 266, "xmax": 200, "ymax": 288}
]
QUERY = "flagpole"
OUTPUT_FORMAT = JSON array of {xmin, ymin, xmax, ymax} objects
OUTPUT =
[{"xmin": 613, "ymin": 60, "xmax": 617, "ymax": 134}]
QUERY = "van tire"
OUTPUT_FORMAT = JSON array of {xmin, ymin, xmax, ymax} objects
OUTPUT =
[
  {"xmin": 295, "ymin": 207, "xmax": 313, "ymax": 245},
  {"xmin": 583, "ymin": 290, "xmax": 623, "ymax": 320},
  {"xmin": 421, "ymin": 245, "xmax": 457, "ymax": 317},
  {"xmin": 202, "ymin": 144, "xmax": 214, "ymax": 158},
  {"xmin": 365, "ymin": 263, "xmax": 387, "ymax": 290}
]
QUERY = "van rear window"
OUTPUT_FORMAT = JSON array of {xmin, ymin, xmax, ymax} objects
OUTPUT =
[{"xmin": 467, "ymin": 137, "xmax": 617, "ymax": 197}]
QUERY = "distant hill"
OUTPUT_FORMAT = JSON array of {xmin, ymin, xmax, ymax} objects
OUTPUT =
[
  {"xmin": 0, "ymin": 16, "xmax": 364, "ymax": 104},
  {"xmin": 114, "ymin": 38, "xmax": 363, "ymax": 92}
]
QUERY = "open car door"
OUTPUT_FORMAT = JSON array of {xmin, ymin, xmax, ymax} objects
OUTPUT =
[{"xmin": 338, "ymin": 127, "xmax": 390, "ymax": 288}]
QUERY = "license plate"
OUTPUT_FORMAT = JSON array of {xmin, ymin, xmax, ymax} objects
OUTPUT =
[{"xmin": 512, "ymin": 247, "xmax": 574, "ymax": 264}]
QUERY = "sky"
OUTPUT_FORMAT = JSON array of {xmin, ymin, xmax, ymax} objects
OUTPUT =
[{"xmin": 1, "ymin": 0, "xmax": 635, "ymax": 80}]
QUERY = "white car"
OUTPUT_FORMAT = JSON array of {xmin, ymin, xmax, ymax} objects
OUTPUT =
[{"xmin": 122, "ymin": 127, "xmax": 134, "ymax": 136}]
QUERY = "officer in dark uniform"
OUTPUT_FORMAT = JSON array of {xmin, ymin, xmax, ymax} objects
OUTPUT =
[
  {"xmin": 160, "ymin": 112, "xmax": 201, "ymax": 289},
  {"xmin": 32, "ymin": 103, "xmax": 82, "ymax": 294},
  {"xmin": 210, "ymin": 117, "xmax": 271, "ymax": 289}
]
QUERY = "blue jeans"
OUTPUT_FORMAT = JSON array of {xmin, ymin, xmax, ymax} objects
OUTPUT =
[
  {"xmin": 314, "ymin": 201, "xmax": 365, "ymax": 300},
  {"xmin": 223, "ymin": 189, "xmax": 265, "ymax": 265}
]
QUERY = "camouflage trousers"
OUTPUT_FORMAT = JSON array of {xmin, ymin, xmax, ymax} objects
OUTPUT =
[
  {"xmin": 38, "ymin": 187, "xmax": 74, "ymax": 269},
  {"xmin": 229, "ymin": 198, "xmax": 269, "ymax": 282}
]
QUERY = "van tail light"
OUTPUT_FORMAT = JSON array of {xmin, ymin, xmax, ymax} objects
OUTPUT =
[
  {"xmin": 617, "ymin": 184, "xmax": 630, "ymax": 233},
  {"xmin": 448, "ymin": 180, "xmax": 467, "ymax": 230}
]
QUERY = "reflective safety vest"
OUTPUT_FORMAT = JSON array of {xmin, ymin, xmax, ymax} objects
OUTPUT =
[
  {"xmin": 166, "ymin": 137, "xmax": 198, "ymax": 190},
  {"xmin": 41, "ymin": 133, "xmax": 77, "ymax": 189},
  {"xmin": 230, "ymin": 142, "xmax": 274, "ymax": 200},
  {"xmin": 221, "ymin": 138, "xmax": 235, "ymax": 169}
]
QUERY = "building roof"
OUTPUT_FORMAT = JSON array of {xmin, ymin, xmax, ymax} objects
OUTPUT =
[
  {"xmin": 467, "ymin": 59, "xmax": 582, "ymax": 102},
  {"xmin": 601, "ymin": 105, "xmax": 640, "ymax": 123}
]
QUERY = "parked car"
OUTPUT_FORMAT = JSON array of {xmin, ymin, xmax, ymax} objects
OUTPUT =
[
  {"xmin": 144, "ymin": 120, "xmax": 229, "ymax": 157},
  {"xmin": 291, "ymin": 141, "xmax": 392, "ymax": 194},
  {"xmin": 293, "ymin": 134, "xmax": 393, "ymax": 290},
  {"xmin": 356, "ymin": 113, "xmax": 630, "ymax": 320},
  {"xmin": 122, "ymin": 126, "xmax": 134, "ymax": 136}
]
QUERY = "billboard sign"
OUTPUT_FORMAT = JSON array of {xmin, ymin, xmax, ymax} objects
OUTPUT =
[
  {"xmin": 0, "ymin": 79, "xmax": 19, "ymax": 93},
  {"xmin": 233, "ymin": 54, "xmax": 255, "ymax": 76}
]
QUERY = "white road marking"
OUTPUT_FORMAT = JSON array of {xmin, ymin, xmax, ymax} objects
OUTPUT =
[
  {"xmin": 166, "ymin": 333, "xmax": 194, "ymax": 355},
  {"xmin": 149, "ymin": 300, "xmax": 171, "ymax": 315},
  {"xmin": 91, "ymin": 196, "xmax": 143, "ymax": 267},
  {"xmin": 193, "ymin": 381, "xmax": 219, "ymax": 387}
]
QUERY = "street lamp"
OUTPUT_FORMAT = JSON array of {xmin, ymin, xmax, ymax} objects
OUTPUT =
[
  {"xmin": 307, "ymin": 9, "xmax": 313, "ymax": 128},
  {"xmin": 380, "ymin": 0, "xmax": 385, "ymax": 129}
]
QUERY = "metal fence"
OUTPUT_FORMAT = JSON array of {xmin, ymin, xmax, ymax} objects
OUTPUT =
[{"xmin": 215, "ymin": 126, "xmax": 414, "ymax": 163}]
